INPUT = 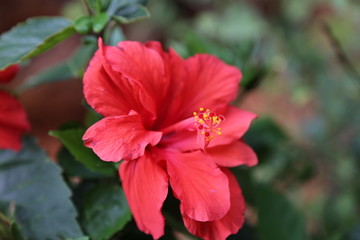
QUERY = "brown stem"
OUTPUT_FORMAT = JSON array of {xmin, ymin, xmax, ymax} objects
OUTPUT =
[
  {"xmin": 0, "ymin": 213, "xmax": 10, "ymax": 227},
  {"xmin": 81, "ymin": 0, "xmax": 93, "ymax": 15},
  {"xmin": 321, "ymin": 21, "xmax": 360, "ymax": 81}
]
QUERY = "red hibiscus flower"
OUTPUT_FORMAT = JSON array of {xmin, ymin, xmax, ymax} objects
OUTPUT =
[
  {"xmin": 0, "ymin": 64, "xmax": 20, "ymax": 83},
  {"xmin": 0, "ymin": 64, "xmax": 30, "ymax": 151},
  {"xmin": 83, "ymin": 39, "xmax": 258, "ymax": 240},
  {"xmin": 0, "ymin": 91, "xmax": 30, "ymax": 151}
]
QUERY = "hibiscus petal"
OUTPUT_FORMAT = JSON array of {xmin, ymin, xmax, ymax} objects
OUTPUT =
[
  {"xmin": 83, "ymin": 114, "xmax": 162, "ymax": 161},
  {"xmin": 145, "ymin": 53, "xmax": 242, "ymax": 128},
  {"xmin": 104, "ymin": 41, "xmax": 168, "ymax": 115},
  {"xmin": 166, "ymin": 54, "xmax": 241, "ymax": 122},
  {"xmin": 0, "ymin": 64, "xmax": 19, "ymax": 83},
  {"xmin": 207, "ymin": 141, "xmax": 258, "ymax": 167},
  {"xmin": 120, "ymin": 151, "xmax": 168, "ymax": 239},
  {"xmin": 210, "ymin": 106, "xmax": 257, "ymax": 147},
  {"xmin": 159, "ymin": 129, "xmax": 197, "ymax": 152},
  {"xmin": 143, "ymin": 42, "xmax": 188, "ymax": 129},
  {"xmin": 0, "ymin": 91, "xmax": 30, "ymax": 151},
  {"xmin": 181, "ymin": 168, "xmax": 245, "ymax": 240},
  {"xmin": 84, "ymin": 39, "xmax": 156, "ymax": 125},
  {"xmin": 166, "ymin": 150, "xmax": 230, "ymax": 221}
]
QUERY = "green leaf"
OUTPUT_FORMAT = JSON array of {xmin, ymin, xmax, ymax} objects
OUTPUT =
[
  {"xmin": 104, "ymin": 26, "xmax": 125, "ymax": 46},
  {"xmin": 106, "ymin": 0, "xmax": 128, "ymax": 16},
  {"xmin": 231, "ymin": 167, "xmax": 256, "ymax": 205},
  {"xmin": 107, "ymin": 0, "xmax": 148, "ymax": 14},
  {"xmin": 244, "ymin": 117, "xmax": 287, "ymax": 161},
  {"xmin": 82, "ymin": 185, "xmax": 131, "ymax": 240},
  {"xmin": 93, "ymin": 12, "xmax": 110, "ymax": 33},
  {"xmin": 255, "ymin": 184, "xmax": 308, "ymax": 240},
  {"xmin": 19, "ymin": 37, "xmax": 97, "ymax": 92},
  {"xmin": 50, "ymin": 128, "xmax": 116, "ymax": 175},
  {"xmin": 66, "ymin": 237, "xmax": 90, "ymax": 240},
  {"xmin": 85, "ymin": 0, "xmax": 110, "ymax": 14},
  {"xmin": 74, "ymin": 16, "xmax": 93, "ymax": 34},
  {"xmin": 67, "ymin": 36, "xmax": 98, "ymax": 76},
  {"xmin": 106, "ymin": 0, "xmax": 150, "ymax": 24},
  {"xmin": 0, "ymin": 17, "xmax": 75, "ymax": 70},
  {"xmin": 0, "ymin": 136, "xmax": 83, "ymax": 239},
  {"xmin": 20, "ymin": 63, "xmax": 73, "ymax": 91},
  {"xmin": 112, "ymin": 3, "xmax": 150, "ymax": 24}
]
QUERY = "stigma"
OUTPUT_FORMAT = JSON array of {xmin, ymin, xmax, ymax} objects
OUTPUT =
[{"xmin": 193, "ymin": 107, "xmax": 224, "ymax": 150}]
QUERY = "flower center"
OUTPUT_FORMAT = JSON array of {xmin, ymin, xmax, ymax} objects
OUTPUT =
[{"xmin": 193, "ymin": 107, "xmax": 224, "ymax": 150}]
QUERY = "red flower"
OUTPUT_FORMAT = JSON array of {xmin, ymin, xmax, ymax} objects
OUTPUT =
[
  {"xmin": 83, "ymin": 39, "xmax": 258, "ymax": 240},
  {"xmin": 0, "ymin": 64, "xmax": 20, "ymax": 83},
  {"xmin": 0, "ymin": 91, "xmax": 30, "ymax": 151}
]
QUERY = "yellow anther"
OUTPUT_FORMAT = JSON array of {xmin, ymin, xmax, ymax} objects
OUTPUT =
[{"xmin": 193, "ymin": 107, "xmax": 225, "ymax": 150}]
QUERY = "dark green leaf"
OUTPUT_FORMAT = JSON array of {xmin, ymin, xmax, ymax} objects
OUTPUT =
[
  {"xmin": 244, "ymin": 117, "xmax": 287, "ymax": 161},
  {"xmin": 231, "ymin": 167, "xmax": 256, "ymax": 205},
  {"xmin": 106, "ymin": 0, "xmax": 129, "ymax": 16},
  {"xmin": 162, "ymin": 191, "xmax": 195, "ymax": 239},
  {"xmin": 106, "ymin": 0, "xmax": 150, "ymax": 24},
  {"xmin": 0, "ymin": 136, "xmax": 83, "ymax": 239},
  {"xmin": 66, "ymin": 36, "xmax": 98, "ymax": 76},
  {"xmin": 106, "ymin": 0, "xmax": 148, "ymax": 16},
  {"xmin": 161, "ymin": 225, "xmax": 179, "ymax": 240},
  {"xmin": 93, "ymin": 12, "xmax": 110, "ymax": 33},
  {"xmin": 107, "ymin": 0, "xmax": 150, "ymax": 24},
  {"xmin": 255, "ymin": 184, "xmax": 308, "ymax": 240},
  {"xmin": 240, "ymin": 64, "xmax": 268, "ymax": 92},
  {"xmin": 228, "ymin": 222, "xmax": 258, "ymax": 240},
  {"xmin": 50, "ymin": 128, "xmax": 116, "ymax": 175},
  {"xmin": 85, "ymin": 0, "xmax": 110, "ymax": 14},
  {"xmin": 74, "ymin": 16, "xmax": 93, "ymax": 34},
  {"xmin": 85, "ymin": 109, "xmax": 103, "ymax": 128},
  {"xmin": 58, "ymin": 147, "xmax": 109, "ymax": 179},
  {"xmin": 135, "ymin": 0, "xmax": 148, "ymax": 5},
  {"xmin": 117, "ymin": 220, "xmax": 152, "ymax": 240},
  {"xmin": 82, "ymin": 185, "xmax": 131, "ymax": 240},
  {"xmin": 9, "ymin": 221, "xmax": 25, "ymax": 240},
  {"xmin": 85, "ymin": 0, "xmax": 98, "ymax": 13},
  {"xmin": 0, "ymin": 17, "xmax": 75, "ymax": 70}
]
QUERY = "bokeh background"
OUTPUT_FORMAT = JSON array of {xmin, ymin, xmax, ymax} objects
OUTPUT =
[{"xmin": 1, "ymin": 0, "xmax": 359, "ymax": 239}]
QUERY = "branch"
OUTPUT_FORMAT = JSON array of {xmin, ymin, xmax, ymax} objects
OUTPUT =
[{"xmin": 321, "ymin": 21, "xmax": 360, "ymax": 81}]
